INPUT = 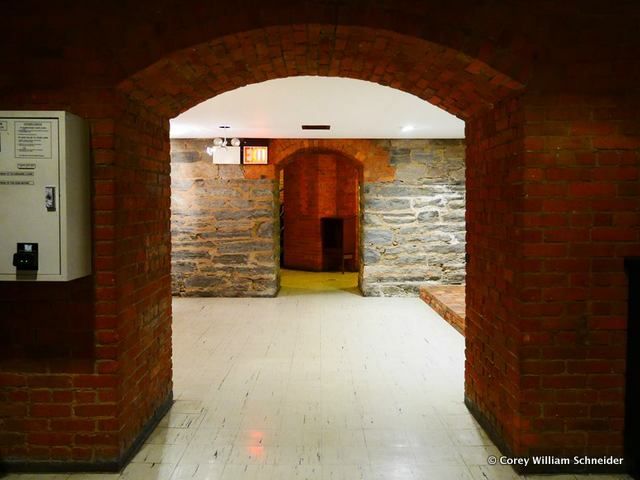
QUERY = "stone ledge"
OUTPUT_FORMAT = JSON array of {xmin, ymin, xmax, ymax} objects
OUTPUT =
[{"xmin": 419, "ymin": 285, "xmax": 465, "ymax": 335}]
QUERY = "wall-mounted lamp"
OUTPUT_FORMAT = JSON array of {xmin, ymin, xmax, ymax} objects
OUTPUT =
[
  {"xmin": 206, "ymin": 137, "xmax": 242, "ymax": 164},
  {"xmin": 207, "ymin": 137, "xmax": 240, "ymax": 152}
]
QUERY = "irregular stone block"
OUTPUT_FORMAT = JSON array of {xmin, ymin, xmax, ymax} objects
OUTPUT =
[
  {"xmin": 251, "ymin": 189, "xmax": 275, "ymax": 197},
  {"xmin": 171, "ymin": 179, "xmax": 194, "ymax": 191},
  {"xmin": 363, "ymin": 248, "xmax": 381, "ymax": 264},
  {"xmin": 171, "ymin": 151, "xmax": 200, "ymax": 163},
  {"xmin": 185, "ymin": 275, "xmax": 226, "ymax": 288},
  {"xmin": 382, "ymin": 213, "xmax": 416, "ymax": 224},
  {"xmin": 417, "ymin": 211, "xmax": 439, "ymax": 222},
  {"xmin": 201, "ymin": 187, "xmax": 240, "ymax": 197},
  {"xmin": 201, "ymin": 229, "xmax": 251, "ymax": 240},
  {"xmin": 393, "ymin": 254, "xmax": 428, "ymax": 266},
  {"xmin": 430, "ymin": 244, "xmax": 465, "ymax": 254},
  {"xmin": 172, "ymin": 250, "xmax": 210, "ymax": 260},
  {"xmin": 171, "ymin": 262, "xmax": 196, "ymax": 274},
  {"xmin": 364, "ymin": 230, "xmax": 393, "ymax": 244},
  {"xmin": 257, "ymin": 222, "xmax": 274, "ymax": 238},
  {"xmin": 441, "ymin": 212, "xmax": 465, "ymax": 222},
  {"xmin": 412, "ymin": 197, "xmax": 445, "ymax": 208},
  {"xmin": 214, "ymin": 254, "xmax": 250, "ymax": 265},
  {"xmin": 214, "ymin": 209, "xmax": 272, "ymax": 221},
  {"xmin": 363, "ymin": 213, "xmax": 383, "ymax": 225},
  {"xmin": 365, "ymin": 197, "xmax": 411, "ymax": 211},
  {"xmin": 218, "ymin": 240, "xmax": 273, "ymax": 253},
  {"xmin": 252, "ymin": 252, "xmax": 277, "ymax": 263}
]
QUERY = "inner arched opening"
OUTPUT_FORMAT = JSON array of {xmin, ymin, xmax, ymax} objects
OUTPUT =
[
  {"xmin": 278, "ymin": 149, "xmax": 362, "ymax": 294},
  {"xmin": 161, "ymin": 72, "xmax": 481, "ymax": 475}
]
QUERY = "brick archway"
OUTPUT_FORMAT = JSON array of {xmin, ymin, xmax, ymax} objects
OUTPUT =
[
  {"xmin": 1, "ymin": 4, "xmax": 638, "ymax": 474},
  {"xmin": 276, "ymin": 147, "xmax": 364, "ymax": 274},
  {"xmin": 242, "ymin": 139, "xmax": 394, "ymax": 183},
  {"xmin": 274, "ymin": 146, "xmax": 363, "ymax": 170},
  {"xmin": 273, "ymin": 146, "xmax": 366, "ymax": 189},
  {"xmin": 114, "ymin": 24, "xmax": 531, "ymax": 467},
  {"xmin": 119, "ymin": 25, "xmax": 523, "ymax": 120},
  {"xmin": 111, "ymin": 25, "xmax": 529, "ymax": 470}
]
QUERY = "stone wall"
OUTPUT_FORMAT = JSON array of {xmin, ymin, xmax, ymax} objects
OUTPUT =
[
  {"xmin": 361, "ymin": 139, "xmax": 466, "ymax": 296},
  {"xmin": 170, "ymin": 140, "xmax": 279, "ymax": 297},
  {"xmin": 170, "ymin": 138, "xmax": 465, "ymax": 297}
]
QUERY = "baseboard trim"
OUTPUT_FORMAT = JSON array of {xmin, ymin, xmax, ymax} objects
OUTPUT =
[
  {"xmin": 464, "ymin": 396, "xmax": 628, "ymax": 475},
  {"xmin": 0, "ymin": 392, "xmax": 173, "ymax": 474}
]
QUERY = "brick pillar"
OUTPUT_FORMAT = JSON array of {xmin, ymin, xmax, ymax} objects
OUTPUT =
[
  {"xmin": 0, "ymin": 90, "xmax": 173, "ymax": 470},
  {"xmin": 465, "ymin": 92, "xmax": 640, "ymax": 472},
  {"xmin": 465, "ymin": 94, "xmax": 526, "ymax": 458},
  {"xmin": 516, "ymin": 93, "xmax": 639, "ymax": 464},
  {"xmin": 0, "ymin": 89, "xmax": 124, "ymax": 468},
  {"xmin": 114, "ymin": 98, "xmax": 173, "ymax": 459}
]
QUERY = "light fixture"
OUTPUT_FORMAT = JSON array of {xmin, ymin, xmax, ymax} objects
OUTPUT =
[
  {"xmin": 205, "ymin": 137, "xmax": 242, "ymax": 162},
  {"xmin": 401, "ymin": 125, "xmax": 415, "ymax": 133},
  {"xmin": 207, "ymin": 137, "xmax": 241, "ymax": 150}
]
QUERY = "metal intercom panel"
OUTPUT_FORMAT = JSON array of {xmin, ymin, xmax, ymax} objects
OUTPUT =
[{"xmin": 0, "ymin": 111, "xmax": 91, "ymax": 281}]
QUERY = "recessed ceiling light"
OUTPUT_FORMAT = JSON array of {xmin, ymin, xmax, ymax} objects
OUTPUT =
[{"xmin": 401, "ymin": 125, "xmax": 415, "ymax": 133}]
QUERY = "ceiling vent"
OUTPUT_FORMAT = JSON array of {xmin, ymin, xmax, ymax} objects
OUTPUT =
[{"xmin": 301, "ymin": 124, "xmax": 331, "ymax": 130}]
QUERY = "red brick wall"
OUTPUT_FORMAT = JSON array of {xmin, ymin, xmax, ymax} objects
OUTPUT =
[
  {"xmin": 119, "ymin": 25, "xmax": 521, "ymax": 120},
  {"xmin": 516, "ymin": 93, "xmax": 640, "ymax": 459},
  {"xmin": 0, "ymin": 1, "xmax": 639, "ymax": 472},
  {"xmin": 0, "ymin": 92, "xmax": 172, "ymax": 468},
  {"xmin": 282, "ymin": 152, "xmax": 360, "ymax": 271},
  {"xmin": 0, "ymin": 89, "xmax": 126, "ymax": 466},
  {"xmin": 0, "ymin": 279, "xmax": 94, "ymax": 361},
  {"xmin": 465, "ymin": 90, "xmax": 640, "ymax": 464},
  {"xmin": 113, "ymin": 99, "xmax": 173, "ymax": 460},
  {"xmin": 465, "ymin": 95, "xmax": 526, "ymax": 457}
]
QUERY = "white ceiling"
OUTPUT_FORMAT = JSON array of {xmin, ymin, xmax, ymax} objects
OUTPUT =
[{"xmin": 170, "ymin": 76, "xmax": 465, "ymax": 139}]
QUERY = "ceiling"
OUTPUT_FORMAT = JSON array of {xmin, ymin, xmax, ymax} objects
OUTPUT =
[{"xmin": 170, "ymin": 76, "xmax": 465, "ymax": 140}]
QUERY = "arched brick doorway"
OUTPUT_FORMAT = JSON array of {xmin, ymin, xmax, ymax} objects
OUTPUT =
[
  {"xmin": 116, "ymin": 26, "xmax": 528, "ymax": 468},
  {"xmin": 277, "ymin": 148, "xmax": 363, "ymax": 276},
  {"xmin": 120, "ymin": 25, "xmax": 523, "ymax": 118},
  {"xmin": 0, "ymin": 4, "xmax": 638, "ymax": 474},
  {"xmin": 116, "ymin": 24, "xmax": 529, "ymax": 469}
]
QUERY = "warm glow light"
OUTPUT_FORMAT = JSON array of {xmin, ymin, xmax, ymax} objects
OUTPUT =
[
  {"xmin": 243, "ymin": 146, "xmax": 269, "ymax": 165},
  {"xmin": 246, "ymin": 430, "xmax": 266, "ymax": 458},
  {"xmin": 247, "ymin": 445, "xmax": 265, "ymax": 458}
]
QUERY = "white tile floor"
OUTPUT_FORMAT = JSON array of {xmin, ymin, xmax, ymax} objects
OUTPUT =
[{"xmin": 3, "ymin": 270, "xmax": 631, "ymax": 480}]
